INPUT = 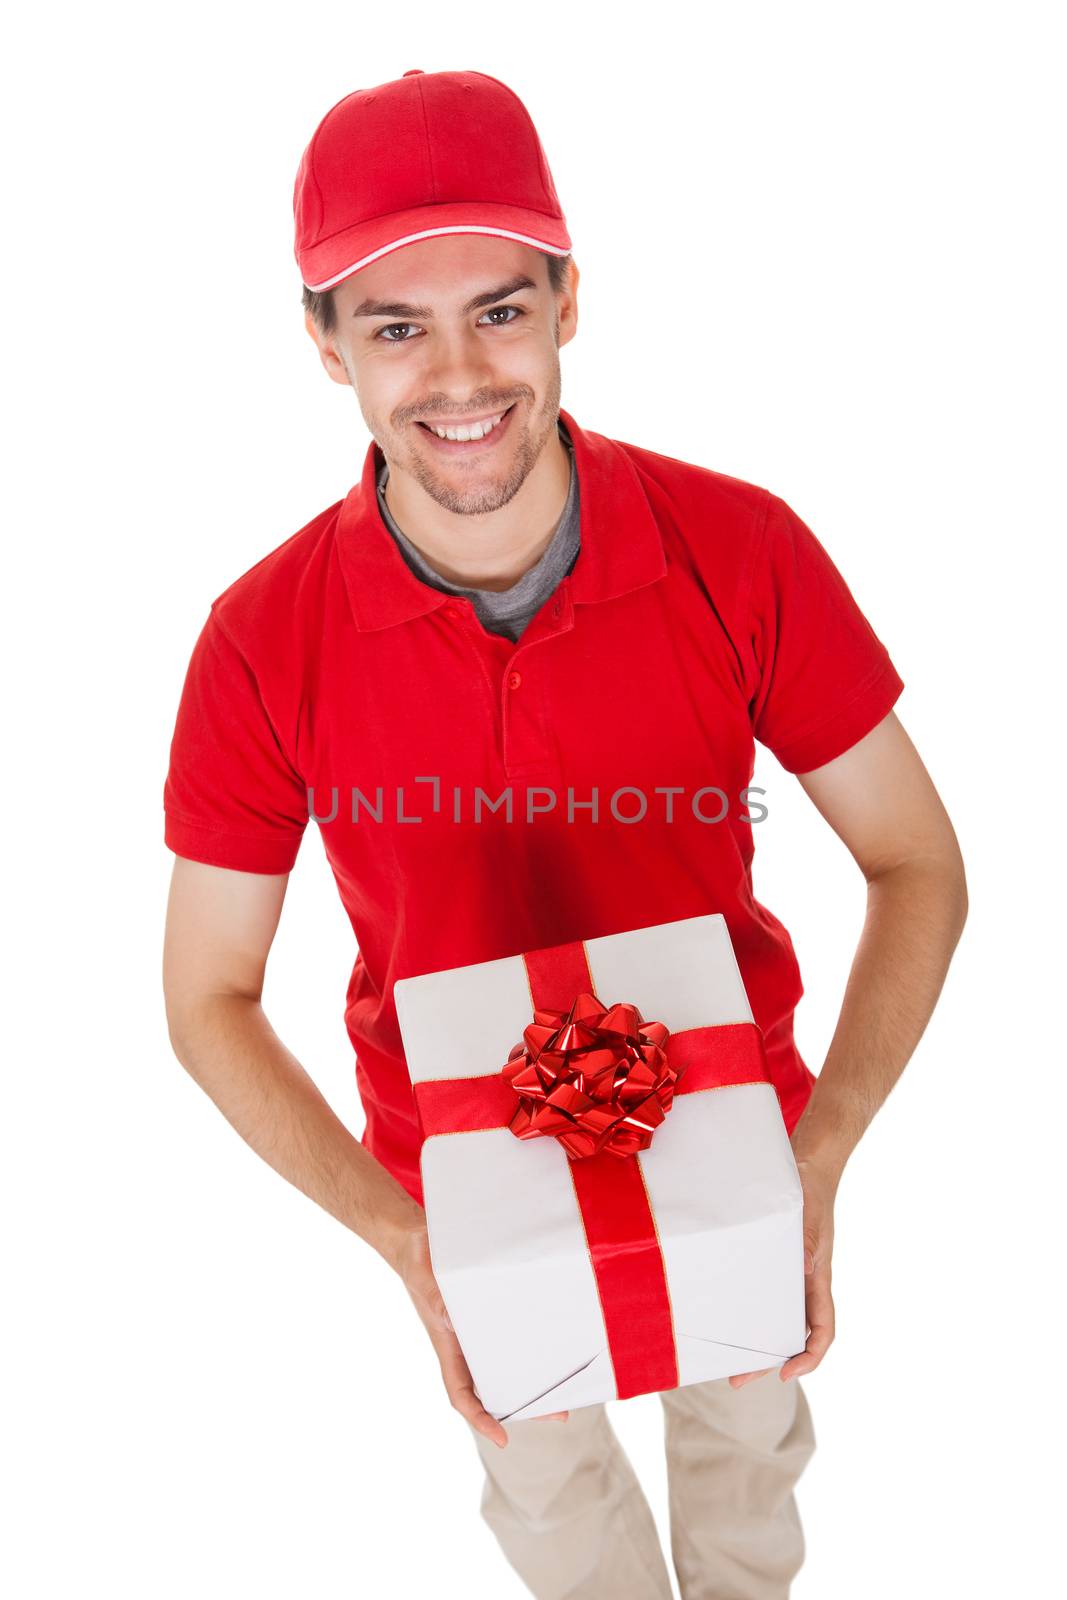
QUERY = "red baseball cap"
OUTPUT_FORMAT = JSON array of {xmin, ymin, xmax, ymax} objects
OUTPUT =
[{"xmin": 293, "ymin": 69, "xmax": 573, "ymax": 293}]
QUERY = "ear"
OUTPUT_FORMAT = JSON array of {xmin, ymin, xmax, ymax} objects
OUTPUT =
[
  {"xmin": 558, "ymin": 258, "xmax": 580, "ymax": 350},
  {"xmin": 304, "ymin": 312, "xmax": 352, "ymax": 389}
]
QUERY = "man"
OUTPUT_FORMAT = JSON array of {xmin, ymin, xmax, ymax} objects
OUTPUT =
[{"xmin": 162, "ymin": 69, "xmax": 968, "ymax": 1599}]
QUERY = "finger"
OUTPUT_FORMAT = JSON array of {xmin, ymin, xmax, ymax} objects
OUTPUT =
[
  {"xmin": 425, "ymin": 1303, "xmax": 570, "ymax": 1429},
  {"xmin": 404, "ymin": 1275, "xmax": 453, "ymax": 1337},
  {"xmin": 728, "ymin": 1367, "xmax": 775, "ymax": 1388},
  {"xmin": 780, "ymin": 1259, "xmax": 835, "ymax": 1380},
  {"xmin": 416, "ymin": 1301, "xmax": 510, "ymax": 1444},
  {"xmin": 436, "ymin": 1337, "xmax": 509, "ymax": 1448}
]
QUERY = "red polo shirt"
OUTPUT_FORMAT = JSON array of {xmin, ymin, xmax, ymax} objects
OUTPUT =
[{"xmin": 163, "ymin": 407, "xmax": 904, "ymax": 1206}]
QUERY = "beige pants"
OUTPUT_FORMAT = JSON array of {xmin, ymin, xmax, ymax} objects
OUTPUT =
[{"xmin": 469, "ymin": 1374, "xmax": 815, "ymax": 1600}]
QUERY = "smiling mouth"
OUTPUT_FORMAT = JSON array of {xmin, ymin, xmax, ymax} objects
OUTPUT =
[{"xmin": 415, "ymin": 402, "xmax": 517, "ymax": 443}]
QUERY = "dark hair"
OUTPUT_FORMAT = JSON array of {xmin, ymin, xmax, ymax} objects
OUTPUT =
[{"xmin": 302, "ymin": 249, "xmax": 572, "ymax": 337}]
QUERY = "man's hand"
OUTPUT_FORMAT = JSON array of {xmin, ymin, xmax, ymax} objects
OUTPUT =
[
  {"xmin": 727, "ymin": 1152, "xmax": 838, "ymax": 1389},
  {"xmin": 730, "ymin": 711, "xmax": 969, "ymax": 1392},
  {"xmin": 392, "ymin": 1223, "xmax": 570, "ymax": 1448}
]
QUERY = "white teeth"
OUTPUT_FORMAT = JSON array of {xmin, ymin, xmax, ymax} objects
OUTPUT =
[{"xmin": 432, "ymin": 411, "xmax": 505, "ymax": 441}]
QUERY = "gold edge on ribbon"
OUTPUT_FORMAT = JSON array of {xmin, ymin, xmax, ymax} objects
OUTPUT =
[
  {"xmin": 521, "ymin": 950, "xmax": 535, "ymax": 1014},
  {"xmin": 564, "ymin": 1154, "xmax": 620, "ymax": 1403},
  {"xmin": 520, "ymin": 939, "xmax": 598, "ymax": 1016},
  {"xmin": 634, "ymin": 1150, "xmax": 680, "ymax": 1390},
  {"xmin": 415, "ymin": 1068, "xmax": 517, "ymax": 1086},
  {"xmin": 529, "ymin": 937, "xmax": 621, "ymax": 1398},
  {"xmin": 677, "ymin": 1077, "xmax": 773, "ymax": 1096},
  {"xmin": 419, "ymin": 1126, "xmax": 505, "ymax": 1140},
  {"xmin": 421, "ymin": 1079, "xmax": 777, "ymax": 1144}
]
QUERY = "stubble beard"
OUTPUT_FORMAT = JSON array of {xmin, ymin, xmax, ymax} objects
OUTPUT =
[{"xmin": 372, "ymin": 363, "xmax": 563, "ymax": 518}]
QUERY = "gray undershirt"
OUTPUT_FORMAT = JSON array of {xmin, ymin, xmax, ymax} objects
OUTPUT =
[{"xmin": 375, "ymin": 419, "xmax": 581, "ymax": 643}]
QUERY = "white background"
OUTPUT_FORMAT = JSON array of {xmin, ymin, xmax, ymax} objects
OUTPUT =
[{"xmin": 5, "ymin": 3, "xmax": 1064, "ymax": 1595}]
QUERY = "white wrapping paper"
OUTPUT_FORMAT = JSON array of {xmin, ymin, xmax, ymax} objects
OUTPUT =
[{"xmin": 393, "ymin": 912, "xmax": 807, "ymax": 1421}]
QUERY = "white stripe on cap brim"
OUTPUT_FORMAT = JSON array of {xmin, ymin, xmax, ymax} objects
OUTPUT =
[{"xmin": 304, "ymin": 225, "xmax": 571, "ymax": 292}]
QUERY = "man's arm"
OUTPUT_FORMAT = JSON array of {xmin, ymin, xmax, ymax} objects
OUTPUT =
[
  {"xmin": 162, "ymin": 855, "xmax": 547, "ymax": 1448},
  {"xmin": 162, "ymin": 857, "xmax": 424, "ymax": 1270},
  {"xmin": 789, "ymin": 708, "xmax": 969, "ymax": 1178},
  {"xmin": 733, "ymin": 709, "xmax": 968, "ymax": 1387}
]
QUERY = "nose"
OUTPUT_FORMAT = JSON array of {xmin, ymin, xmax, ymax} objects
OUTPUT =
[{"xmin": 423, "ymin": 323, "xmax": 497, "ymax": 407}]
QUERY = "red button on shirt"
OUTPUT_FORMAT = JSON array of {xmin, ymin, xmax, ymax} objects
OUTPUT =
[
  {"xmin": 507, "ymin": 670, "xmax": 522, "ymax": 690},
  {"xmin": 163, "ymin": 407, "xmax": 904, "ymax": 1206}
]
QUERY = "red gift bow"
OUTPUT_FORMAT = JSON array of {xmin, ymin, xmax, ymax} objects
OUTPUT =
[
  {"xmin": 412, "ymin": 937, "xmax": 777, "ymax": 1403},
  {"xmin": 502, "ymin": 990, "xmax": 679, "ymax": 1161}
]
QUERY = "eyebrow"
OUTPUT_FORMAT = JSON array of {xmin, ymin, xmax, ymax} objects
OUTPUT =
[{"xmin": 351, "ymin": 274, "xmax": 539, "ymax": 320}]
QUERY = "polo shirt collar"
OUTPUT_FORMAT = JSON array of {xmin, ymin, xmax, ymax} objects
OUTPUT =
[{"xmin": 335, "ymin": 406, "xmax": 667, "ymax": 632}]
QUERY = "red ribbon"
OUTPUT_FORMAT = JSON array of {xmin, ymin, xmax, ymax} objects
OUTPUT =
[
  {"xmin": 412, "ymin": 937, "xmax": 774, "ymax": 1402},
  {"xmin": 503, "ymin": 989, "xmax": 677, "ymax": 1161}
]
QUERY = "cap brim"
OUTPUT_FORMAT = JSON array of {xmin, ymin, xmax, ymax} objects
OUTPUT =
[{"xmin": 298, "ymin": 200, "xmax": 572, "ymax": 292}]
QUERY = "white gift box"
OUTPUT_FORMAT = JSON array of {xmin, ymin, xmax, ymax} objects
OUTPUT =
[{"xmin": 393, "ymin": 912, "xmax": 807, "ymax": 1422}]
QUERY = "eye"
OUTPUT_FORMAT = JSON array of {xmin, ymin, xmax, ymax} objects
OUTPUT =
[
  {"xmin": 375, "ymin": 323, "xmax": 419, "ymax": 343},
  {"xmin": 373, "ymin": 305, "xmax": 527, "ymax": 343},
  {"xmin": 478, "ymin": 305, "xmax": 525, "ymax": 327}
]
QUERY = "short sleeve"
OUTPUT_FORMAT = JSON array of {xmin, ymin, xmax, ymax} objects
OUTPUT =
[
  {"xmin": 163, "ymin": 609, "xmax": 309, "ymax": 873},
  {"xmin": 748, "ymin": 493, "xmax": 905, "ymax": 774}
]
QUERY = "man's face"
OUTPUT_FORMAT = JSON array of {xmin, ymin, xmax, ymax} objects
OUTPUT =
[{"xmin": 308, "ymin": 235, "xmax": 579, "ymax": 516}]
